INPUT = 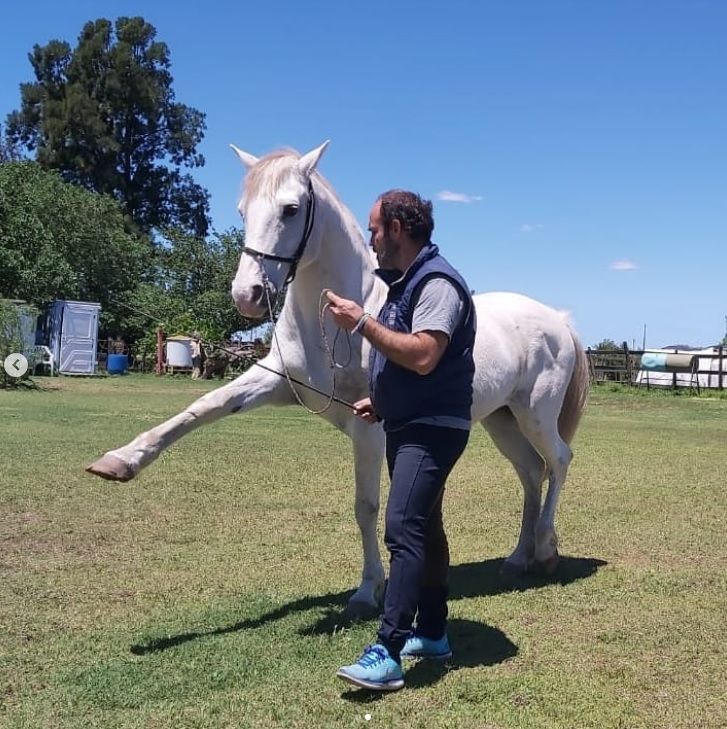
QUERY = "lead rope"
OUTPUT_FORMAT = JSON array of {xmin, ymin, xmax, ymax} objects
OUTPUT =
[{"xmin": 260, "ymin": 267, "xmax": 351, "ymax": 415}]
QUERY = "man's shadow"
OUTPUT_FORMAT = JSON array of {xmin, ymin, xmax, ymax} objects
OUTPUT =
[
  {"xmin": 305, "ymin": 554, "xmax": 605, "ymax": 636},
  {"xmin": 130, "ymin": 555, "xmax": 605, "ymax": 657}
]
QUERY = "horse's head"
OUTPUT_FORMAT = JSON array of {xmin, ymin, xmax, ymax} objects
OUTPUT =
[{"xmin": 229, "ymin": 141, "xmax": 330, "ymax": 318}]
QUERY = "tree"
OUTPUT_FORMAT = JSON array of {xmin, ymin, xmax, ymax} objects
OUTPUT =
[
  {"xmin": 0, "ymin": 123, "xmax": 21, "ymax": 162},
  {"xmin": 125, "ymin": 228, "xmax": 257, "ymax": 345},
  {"xmin": 5, "ymin": 16, "xmax": 209, "ymax": 236},
  {"xmin": 0, "ymin": 162, "xmax": 254, "ymax": 346},
  {"xmin": 0, "ymin": 300, "xmax": 36, "ymax": 388},
  {"xmin": 0, "ymin": 161, "xmax": 150, "ymax": 331},
  {"xmin": 592, "ymin": 338, "xmax": 621, "ymax": 351}
]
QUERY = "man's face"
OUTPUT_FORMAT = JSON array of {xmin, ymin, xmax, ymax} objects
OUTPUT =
[{"xmin": 368, "ymin": 201, "xmax": 399, "ymax": 270}]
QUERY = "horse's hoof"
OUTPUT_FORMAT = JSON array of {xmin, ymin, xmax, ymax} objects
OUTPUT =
[
  {"xmin": 344, "ymin": 598, "xmax": 380, "ymax": 621},
  {"xmin": 537, "ymin": 552, "xmax": 560, "ymax": 576},
  {"xmin": 86, "ymin": 454, "xmax": 135, "ymax": 482}
]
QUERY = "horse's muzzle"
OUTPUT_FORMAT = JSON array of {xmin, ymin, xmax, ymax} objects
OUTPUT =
[{"xmin": 231, "ymin": 281, "xmax": 278, "ymax": 319}]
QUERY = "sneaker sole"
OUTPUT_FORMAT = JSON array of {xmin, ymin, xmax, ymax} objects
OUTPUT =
[
  {"xmin": 336, "ymin": 669, "xmax": 404, "ymax": 691},
  {"xmin": 401, "ymin": 650, "xmax": 452, "ymax": 661}
]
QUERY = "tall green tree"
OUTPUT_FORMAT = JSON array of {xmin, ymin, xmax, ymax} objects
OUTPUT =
[
  {"xmin": 0, "ymin": 161, "xmax": 150, "ymax": 331},
  {"xmin": 5, "ymin": 16, "xmax": 209, "ymax": 236}
]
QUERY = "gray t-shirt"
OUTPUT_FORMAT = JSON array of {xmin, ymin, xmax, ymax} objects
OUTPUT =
[{"xmin": 411, "ymin": 277, "xmax": 465, "ymax": 336}]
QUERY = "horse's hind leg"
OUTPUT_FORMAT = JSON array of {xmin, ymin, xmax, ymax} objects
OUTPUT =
[
  {"xmin": 510, "ymin": 399, "xmax": 573, "ymax": 574},
  {"xmin": 482, "ymin": 407, "xmax": 546, "ymax": 579}
]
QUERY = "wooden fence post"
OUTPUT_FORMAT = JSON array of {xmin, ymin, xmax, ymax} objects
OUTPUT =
[
  {"xmin": 586, "ymin": 347, "xmax": 595, "ymax": 384},
  {"xmin": 622, "ymin": 341, "xmax": 632, "ymax": 385},
  {"xmin": 155, "ymin": 326, "xmax": 165, "ymax": 376}
]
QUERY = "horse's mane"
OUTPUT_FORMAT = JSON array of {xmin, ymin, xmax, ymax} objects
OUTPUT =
[{"xmin": 243, "ymin": 148, "xmax": 344, "ymax": 209}]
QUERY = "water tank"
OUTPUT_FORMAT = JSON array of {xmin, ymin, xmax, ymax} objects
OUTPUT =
[
  {"xmin": 107, "ymin": 354, "xmax": 128, "ymax": 375},
  {"xmin": 166, "ymin": 336, "xmax": 193, "ymax": 368}
]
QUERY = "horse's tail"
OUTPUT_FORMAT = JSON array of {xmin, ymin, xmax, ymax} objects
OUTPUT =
[{"xmin": 558, "ymin": 325, "xmax": 589, "ymax": 445}]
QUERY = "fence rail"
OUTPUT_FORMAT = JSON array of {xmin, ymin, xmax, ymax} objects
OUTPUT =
[{"xmin": 586, "ymin": 345, "xmax": 725, "ymax": 391}]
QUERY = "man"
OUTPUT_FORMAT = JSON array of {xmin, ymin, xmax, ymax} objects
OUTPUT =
[
  {"xmin": 190, "ymin": 335, "xmax": 203, "ymax": 379},
  {"xmin": 325, "ymin": 190, "xmax": 476, "ymax": 691}
]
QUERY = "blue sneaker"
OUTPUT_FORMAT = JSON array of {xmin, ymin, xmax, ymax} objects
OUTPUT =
[
  {"xmin": 400, "ymin": 632, "xmax": 452, "ymax": 660},
  {"xmin": 336, "ymin": 644, "xmax": 405, "ymax": 691}
]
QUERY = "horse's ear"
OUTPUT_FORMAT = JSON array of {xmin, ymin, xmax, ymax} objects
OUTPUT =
[
  {"xmin": 230, "ymin": 144, "xmax": 259, "ymax": 169},
  {"xmin": 297, "ymin": 140, "xmax": 330, "ymax": 177}
]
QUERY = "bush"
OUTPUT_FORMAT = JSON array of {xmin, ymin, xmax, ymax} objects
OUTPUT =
[{"xmin": 0, "ymin": 299, "xmax": 37, "ymax": 388}]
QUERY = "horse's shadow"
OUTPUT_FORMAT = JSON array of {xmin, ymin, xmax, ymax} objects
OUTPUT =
[
  {"xmin": 130, "ymin": 555, "xmax": 606, "ymax": 658},
  {"xmin": 451, "ymin": 554, "xmax": 608, "ymax": 599}
]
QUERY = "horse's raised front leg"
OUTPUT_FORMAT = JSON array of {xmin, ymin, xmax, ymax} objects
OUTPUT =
[
  {"xmin": 86, "ymin": 365, "xmax": 290, "ymax": 481},
  {"xmin": 344, "ymin": 417, "xmax": 386, "ymax": 619}
]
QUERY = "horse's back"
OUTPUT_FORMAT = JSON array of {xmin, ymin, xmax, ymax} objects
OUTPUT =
[{"xmin": 471, "ymin": 291, "xmax": 578, "ymax": 420}]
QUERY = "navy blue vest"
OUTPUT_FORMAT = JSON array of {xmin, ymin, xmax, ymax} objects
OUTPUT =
[{"xmin": 368, "ymin": 243, "xmax": 476, "ymax": 431}]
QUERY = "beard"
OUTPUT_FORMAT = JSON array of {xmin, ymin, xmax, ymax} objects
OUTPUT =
[{"xmin": 375, "ymin": 235, "xmax": 400, "ymax": 270}]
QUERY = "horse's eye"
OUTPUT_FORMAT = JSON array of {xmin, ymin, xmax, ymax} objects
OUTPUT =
[{"xmin": 282, "ymin": 204, "xmax": 299, "ymax": 219}]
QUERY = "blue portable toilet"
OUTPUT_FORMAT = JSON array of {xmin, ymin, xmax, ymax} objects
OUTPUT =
[{"xmin": 45, "ymin": 300, "xmax": 101, "ymax": 374}]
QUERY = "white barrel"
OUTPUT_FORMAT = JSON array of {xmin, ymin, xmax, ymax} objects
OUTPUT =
[{"xmin": 166, "ymin": 337, "xmax": 193, "ymax": 367}]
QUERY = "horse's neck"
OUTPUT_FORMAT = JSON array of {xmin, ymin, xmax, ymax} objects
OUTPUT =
[{"xmin": 280, "ymin": 183, "xmax": 385, "ymax": 328}]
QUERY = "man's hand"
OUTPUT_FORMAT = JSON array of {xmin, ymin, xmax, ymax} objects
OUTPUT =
[
  {"xmin": 325, "ymin": 289, "xmax": 448, "ymax": 376},
  {"xmin": 352, "ymin": 397, "xmax": 378, "ymax": 424},
  {"xmin": 324, "ymin": 290, "xmax": 365, "ymax": 332}
]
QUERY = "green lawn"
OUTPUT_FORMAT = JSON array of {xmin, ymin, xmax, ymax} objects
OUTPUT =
[{"xmin": 1, "ymin": 376, "xmax": 725, "ymax": 728}]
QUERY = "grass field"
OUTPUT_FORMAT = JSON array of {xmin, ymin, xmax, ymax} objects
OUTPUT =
[{"xmin": 1, "ymin": 375, "xmax": 725, "ymax": 728}]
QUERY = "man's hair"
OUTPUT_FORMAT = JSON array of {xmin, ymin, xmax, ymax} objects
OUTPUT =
[{"xmin": 378, "ymin": 190, "xmax": 434, "ymax": 245}]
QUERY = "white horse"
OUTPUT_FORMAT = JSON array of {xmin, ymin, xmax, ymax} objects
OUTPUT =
[{"xmin": 87, "ymin": 141, "xmax": 589, "ymax": 616}]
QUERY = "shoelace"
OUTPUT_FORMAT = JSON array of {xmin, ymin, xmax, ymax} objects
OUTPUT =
[{"xmin": 357, "ymin": 645, "xmax": 389, "ymax": 667}]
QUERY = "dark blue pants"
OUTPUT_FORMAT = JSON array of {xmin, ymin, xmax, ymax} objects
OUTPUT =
[{"xmin": 377, "ymin": 425, "xmax": 469, "ymax": 660}]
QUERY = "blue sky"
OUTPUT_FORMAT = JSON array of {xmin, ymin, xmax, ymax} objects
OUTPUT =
[{"xmin": 2, "ymin": 1, "xmax": 725, "ymax": 348}]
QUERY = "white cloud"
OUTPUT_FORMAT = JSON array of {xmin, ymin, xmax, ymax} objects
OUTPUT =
[
  {"xmin": 520, "ymin": 223, "xmax": 544, "ymax": 233},
  {"xmin": 437, "ymin": 190, "xmax": 483, "ymax": 203},
  {"xmin": 610, "ymin": 260, "xmax": 638, "ymax": 271}
]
